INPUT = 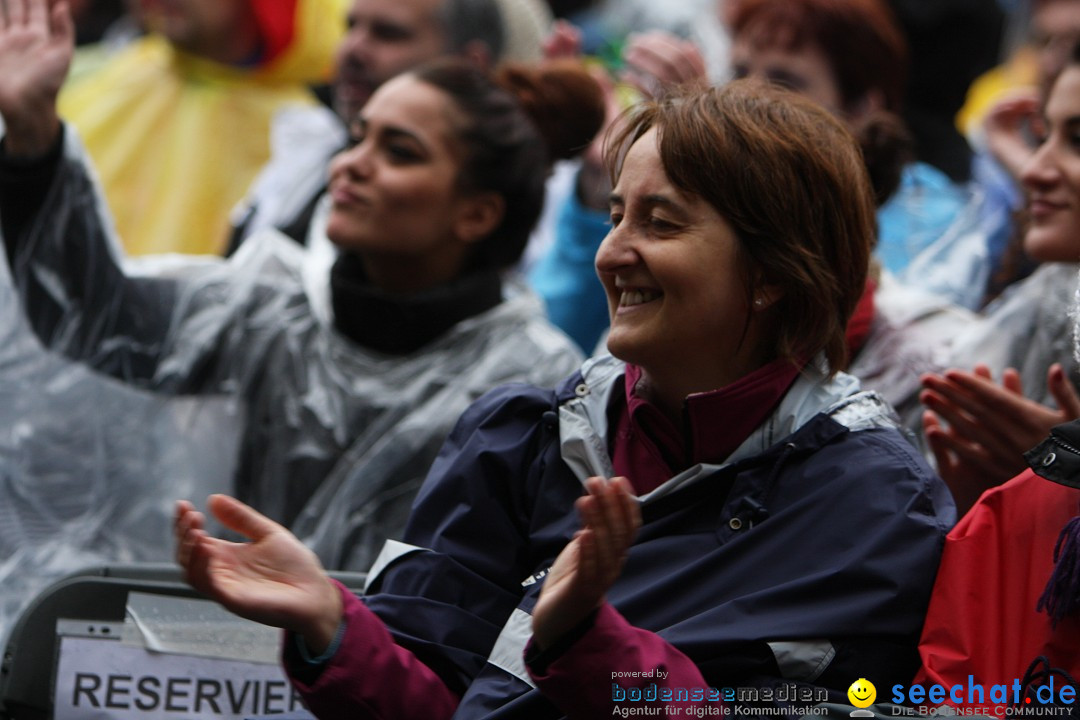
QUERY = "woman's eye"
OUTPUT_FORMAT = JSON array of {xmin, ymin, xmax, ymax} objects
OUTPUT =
[
  {"xmin": 608, "ymin": 212, "xmax": 623, "ymax": 228},
  {"xmin": 387, "ymin": 144, "xmax": 421, "ymax": 162},
  {"xmin": 649, "ymin": 217, "xmax": 678, "ymax": 231},
  {"xmin": 346, "ymin": 133, "xmax": 364, "ymax": 149}
]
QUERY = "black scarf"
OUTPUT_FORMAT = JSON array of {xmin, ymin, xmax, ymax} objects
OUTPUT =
[{"xmin": 329, "ymin": 252, "xmax": 503, "ymax": 355}]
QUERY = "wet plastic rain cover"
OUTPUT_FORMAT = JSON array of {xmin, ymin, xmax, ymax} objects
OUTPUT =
[{"xmin": 0, "ymin": 130, "xmax": 583, "ymax": 642}]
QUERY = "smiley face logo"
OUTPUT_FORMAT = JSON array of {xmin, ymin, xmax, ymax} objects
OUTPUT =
[{"xmin": 847, "ymin": 678, "xmax": 876, "ymax": 709}]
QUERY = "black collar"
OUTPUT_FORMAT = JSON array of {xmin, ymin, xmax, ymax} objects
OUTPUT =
[
  {"xmin": 1025, "ymin": 420, "xmax": 1080, "ymax": 489},
  {"xmin": 329, "ymin": 252, "xmax": 503, "ymax": 355}
]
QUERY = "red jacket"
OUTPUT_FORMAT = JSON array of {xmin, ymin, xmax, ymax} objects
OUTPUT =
[{"xmin": 914, "ymin": 467, "xmax": 1080, "ymax": 714}]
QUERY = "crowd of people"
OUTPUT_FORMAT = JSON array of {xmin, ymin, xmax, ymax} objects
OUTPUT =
[{"xmin": 1, "ymin": 0, "xmax": 1079, "ymax": 717}]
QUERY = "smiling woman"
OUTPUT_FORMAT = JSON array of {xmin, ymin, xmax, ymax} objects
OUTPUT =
[
  {"xmin": 598, "ymin": 86, "xmax": 874, "ymax": 415},
  {"xmin": 909, "ymin": 53, "xmax": 1080, "ymax": 689},
  {"xmin": 918, "ymin": 46, "xmax": 1080, "ymax": 513},
  {"xmin": 601, "ymin": 128, "xmax": 760, "ymax": 404},
  {"xmin": 1021, "ymin": 65, "xmax": 1080, "ymax": 263},
  {"xmin": 325, "ymin": 66, "xmax": 538, "ymax": 293},
  {"xmin": 174, "ymin": 79, "xmax": 955, "ymax": 719}
]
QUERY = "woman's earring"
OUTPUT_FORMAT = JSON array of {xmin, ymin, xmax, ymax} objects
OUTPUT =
[{"xmin": 753, "ymin": 297, "xmax": 765, "ymax": 308}]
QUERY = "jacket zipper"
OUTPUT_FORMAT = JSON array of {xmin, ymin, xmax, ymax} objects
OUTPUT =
[{"xmin": 1051, "ymin": 434, "xmax": 1080, "ymax": 457}]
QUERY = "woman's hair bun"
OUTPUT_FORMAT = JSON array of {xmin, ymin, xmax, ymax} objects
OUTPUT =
[
  {"xmin": 851, "ymin": 109, "xmax": 913, "ymax": 208},
  {"xmin": 495, "ymin": 59, "xmax": 606, "ymax": 161}
]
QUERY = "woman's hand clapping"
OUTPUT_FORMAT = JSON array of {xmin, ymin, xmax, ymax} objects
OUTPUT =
[
  {"xmin": 175, "ymin": 495, "xmax": 343, "ymax": 656},
  {"xmin": 920, "ymin": 363, "xmax": 1080, "ymax": 514},
  {"xmin": 531, "ymin": 476, "xmax": 641, "ymax": 650}
]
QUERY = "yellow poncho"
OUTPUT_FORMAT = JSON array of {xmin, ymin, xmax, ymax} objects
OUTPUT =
[{"xmin": 58, "ymin": 0, "xmax": 345, "ymax": 256}]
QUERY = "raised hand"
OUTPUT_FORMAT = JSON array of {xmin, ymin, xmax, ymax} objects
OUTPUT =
[
  {"xmin": 0, "ymin": 0, "xmax": 74, "ymax": 156},
  {"xmin": 175, "ymin": 494, "xmax": 343, "ymax": 655},
  {"xmin": 620, "ymin": 30, "xmax": 707, "ymax": 100},
  {"xmin": 982, "ymin": 91, "xmax": 1041, "ymax": 181},
  {"xmin": 531, "ymin": 476, "xmax": 641, "ymax": 650},
  {"xmin": 920, "ymin": 363, "xmax": 1080, "ymax": 514},
  {"xmin": 541, "ymin": 19, "xmax": 583, "ymax": 61}
]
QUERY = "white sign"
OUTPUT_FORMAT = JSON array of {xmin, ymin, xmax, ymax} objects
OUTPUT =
[{"xmin": 54, "ymin": 635, "xmax": 314, "ymax": 720}]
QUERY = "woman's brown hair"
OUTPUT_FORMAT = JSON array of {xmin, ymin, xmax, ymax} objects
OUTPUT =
[{"xmin": 606, "ymin": 80, "xmax": 876, "ymax": 374}]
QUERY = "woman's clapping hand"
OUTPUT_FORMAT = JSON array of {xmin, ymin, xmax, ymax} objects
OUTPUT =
[
  {"xmin": 175, "ymin": 495, "xmax": 343, "ymax": 656},
  {"xmin": 531, "ymin": 476, "xmax": 641, "ymax": 650}
]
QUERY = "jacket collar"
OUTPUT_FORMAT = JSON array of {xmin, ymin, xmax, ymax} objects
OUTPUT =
[
  {"xmin": 556, "ymin": 354, "xmax": 899, "ymax": 500},
  {"xmin": 1026, "ymin": 420, "xmax": 1080, "ymax": 489}
]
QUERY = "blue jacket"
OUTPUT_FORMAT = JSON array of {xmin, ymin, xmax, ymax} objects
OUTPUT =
[{"xmin": 360, "ymin": 355, "xmax": 955, "ymax": 717}]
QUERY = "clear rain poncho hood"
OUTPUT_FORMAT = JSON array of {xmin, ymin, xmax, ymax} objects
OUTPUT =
[{"xmin": 0, "ymin": 127, "xmax": 582, "ymax": 640}]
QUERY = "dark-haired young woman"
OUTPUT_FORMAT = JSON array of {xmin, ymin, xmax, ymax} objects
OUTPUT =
[{"xmin": 0, "ymin": 0, "xmax": 598, "ymax": 571}]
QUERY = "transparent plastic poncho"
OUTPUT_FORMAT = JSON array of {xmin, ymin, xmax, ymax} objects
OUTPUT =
[
  {"xmin": 896, "ymin": 184, "xmax": 998, "ymax": 311},
  {"xmin": 848, "ymin": 273, "xmax": 978, "ymax": 440},
  {"xmin": 944, "ymin": 262, "xmax": 1080, "ymax": 404},
  {"xmin": 0, "ymin": 128, "xmax": 582, "ymax": 640}
]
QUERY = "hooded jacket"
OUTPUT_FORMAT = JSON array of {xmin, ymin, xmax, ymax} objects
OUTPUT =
[{"xmin": 286, "ymin": 354, "xmax": 955, "ymax": 719}]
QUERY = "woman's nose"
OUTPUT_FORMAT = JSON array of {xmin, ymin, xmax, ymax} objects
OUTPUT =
[
  {"xmin": 330, "ymin": 141, "xmax": 375, "ymax": 181},
  {"xmin": 594, "ymin": 223, "xmax": 635, "ymax": 275},
  {"xmin": 1021, "ymin": 137, "xmax": 1061, "ymax": 191}
]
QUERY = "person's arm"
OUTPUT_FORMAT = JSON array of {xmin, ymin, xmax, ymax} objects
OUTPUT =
[
  {"xmin": 528, "ymin": 600, "xmax": 722, "ymax": 717},
  {"xmin": 179, "ymin": 383, "xmax": 563, "ymax": 715},
  {"xmin": 282, "ymin": 584, "xmax": 458, "ymax": 720},
  {"xmin": 0, "ymin": 0, "xmax": 188, "ymax": 383},
  {"xmin": 0, "ymin": 0, "xmax": 70, "ymax": 243},
  {"xmin": 0, "ymin": 123, "xmax": 64, "ymax": 261},
  {"xmin": 531, "ymin": 477, "xmax": 639, "ymax": 648},
  {"xmin": 0, "ymin": 125, "xmax": 186, "ymax": 380}
]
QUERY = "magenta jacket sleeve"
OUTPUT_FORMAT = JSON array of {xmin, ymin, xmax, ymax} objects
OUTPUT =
[
  {"xmin": 527, "ymin": 602, "xmax": 726, "ymax": 718},
  {"xmin": 283, "ymin": 581, "xmax": 459, "ymax": 720}
]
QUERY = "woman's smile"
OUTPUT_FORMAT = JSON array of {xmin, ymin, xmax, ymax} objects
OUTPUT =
[
  {"xmin": 1028, "ymin": 195, "xmax": 1069, "ymax": 218},
  {"xmin": 617, "ymin": 288, "xmax": 663, "ymax": 309},
  {"xmin": 329, "ymin": 182, "xmax": 371, "ymax": 209}
]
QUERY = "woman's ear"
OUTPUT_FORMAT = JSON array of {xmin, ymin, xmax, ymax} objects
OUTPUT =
[
  {"xmin": 453, "ymin": 193, "xmax": 505, "ymax": 246},
  {"xmin": 752, "ymin": 280, "xmax": 785, "ymax": 311}
]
